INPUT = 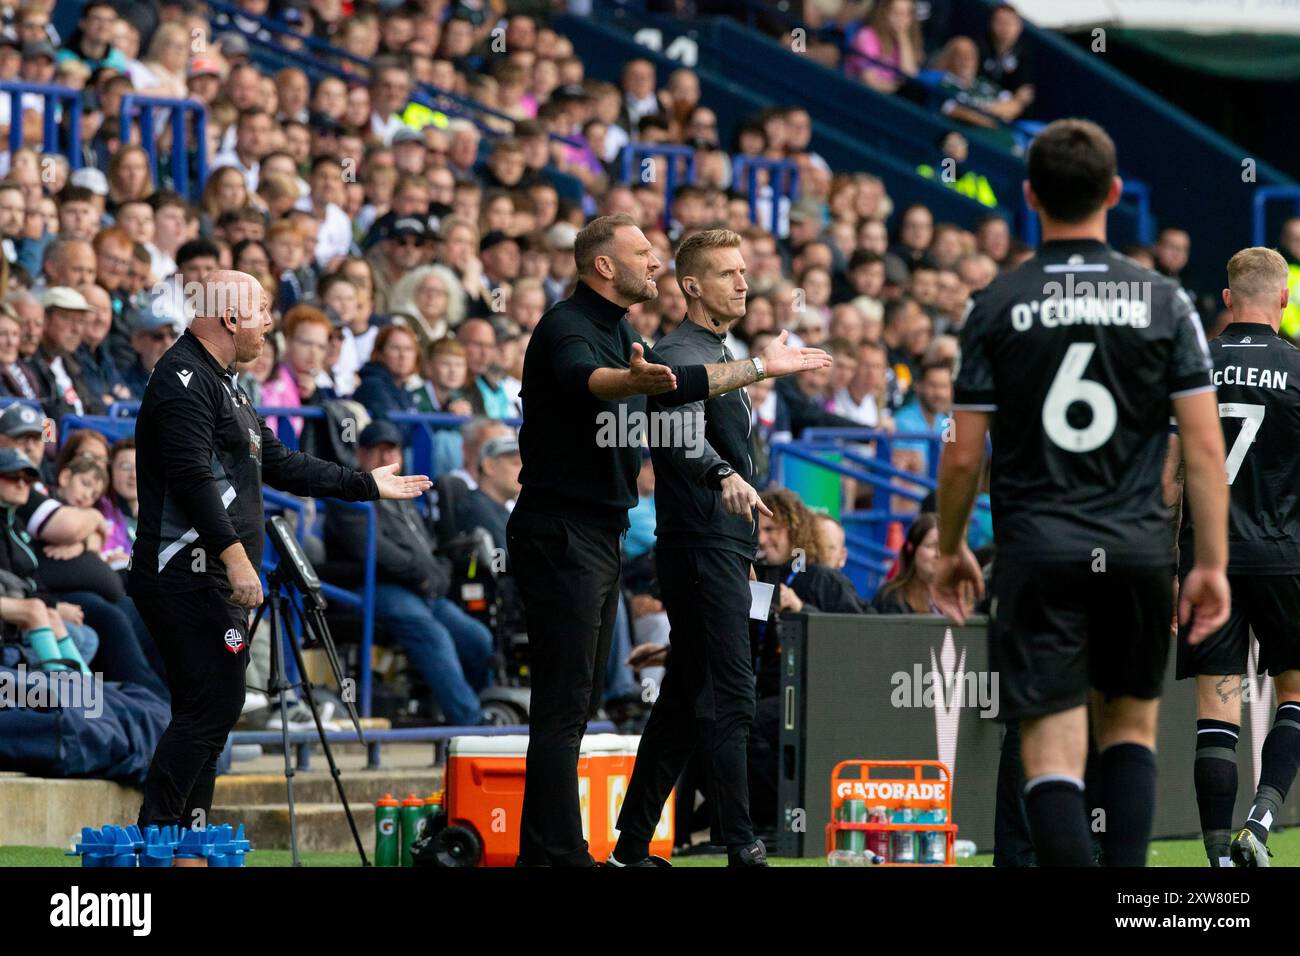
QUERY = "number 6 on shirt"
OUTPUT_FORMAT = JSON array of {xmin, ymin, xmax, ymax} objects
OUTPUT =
[{"xmin": 1042, "ymin": 342, "xmax": 1118, "ymax": 453}]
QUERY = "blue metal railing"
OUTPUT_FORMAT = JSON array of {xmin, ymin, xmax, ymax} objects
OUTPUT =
[
  {"xmin": 204, "ymin": 0, "xmax": 583, "ymax": 148},
  {"xmin": 1023, "ymin": 178, "xmax": 1155, "ymax": 248},
  {"xmin": 733, "ymin": 156, "xmax": 800, "ymax": 237},
  {"xmin": 119, "ymin": 95, "xmax": 208, "ymax": 201},
  {"xmin": 0, "ymin": 82, "xmax": 82, "ymax": 162},
  {"xmin": 620, "ymin": 143, "xmax": 696, "ymax": 226},
  {"xmin": 1252, "ymin": 186, "xmax": 1300, "ymax": 248}
]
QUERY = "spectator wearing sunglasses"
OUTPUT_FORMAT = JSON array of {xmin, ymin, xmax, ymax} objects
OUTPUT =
[{"xmin": 122, "ymin": 309, "xmax": 180, "ymax": 399}]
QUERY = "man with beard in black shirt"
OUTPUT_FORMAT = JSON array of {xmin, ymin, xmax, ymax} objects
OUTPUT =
[
  {"xmin": 1169, "ymin": 247, "xmax": 1300, "ymax": 867},
  {"xmin": 509, "ymin": 215, "xmax": 830, "ymax": 867},
  {"xmin": 935, "ymin": 119, "xmax": 1230, "ymax": 867}
]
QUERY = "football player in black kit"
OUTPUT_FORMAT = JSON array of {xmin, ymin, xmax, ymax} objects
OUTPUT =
[
  {"xmin": 1168, "ymin": 246, "xmax": 1300, "ymax": 867},
  {"xmin": 933, "ymin": 118, "xmax": 1231, "ymax": 866}
]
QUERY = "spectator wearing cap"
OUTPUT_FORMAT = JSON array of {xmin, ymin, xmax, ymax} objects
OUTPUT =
[
  {"xmin": 368, "ymin": 216, "xmax": 430, "ymax": 316},
  {"xmin": 0, "ymin": 301, "xmax": 42, "ymax": 402},
  {"xmin": 391, "ymin": 127, "xmax": 429, "ymax": 176},
  {"xmin": 455, "ymin": 434, "xmax": 520, "ymax": 553},
  {"xmin": 121, "ymin": 309, "xmax": 179, "ymax": 399},
  {"xmin": 324, "ymin": 420, "xmax": 493, "ymax": 727},
  {"xmin": 543, "ymin": 222, "xmax": 578, "ymax": 305},
  {"xmin": 76, "ymin": 282, "xmax": 131, "ymax": 407},
  {"xmin": 0, "ymin": 446, "xmax": 104, "ymax": 677},
  {"xmin": 31, "ymin": 287, "xmax": 104, "ymax": 420},
  {"xmin": 186, "ymin": 55, "xmax": 224, "ymax": 104},
  {"xmin": 57, "ymin": 2, "xmax": 127, "ymax": 74},
  {"xmin": 0, "ymin": 402, "xmax": 48, "ymax": 484}
]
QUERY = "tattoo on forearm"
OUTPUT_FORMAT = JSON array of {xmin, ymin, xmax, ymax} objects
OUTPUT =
[{"xmin": 704, "ymin": 360, "xmax": 757, "ymax": 398}]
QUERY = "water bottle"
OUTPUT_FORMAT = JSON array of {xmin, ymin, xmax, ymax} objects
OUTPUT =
[
  {"xmin": 24, "ymin": 626, "xmax": 68, "ymax": 670},
  {"xmin": 828, "ymin": 800, "xmax": 867, "ymax": 866},
  {"xmin": 400, "ymin": 794, "xmax": 425, "ymax": 867},
  {"xmin": 890, "ymin": 807, "xmax": 916, "ymax": 863},
  {"xmin": 375, "ymin": 794, "xmax": 401, "ymax": 867},
  {"xmin": 917, "ymin": 808, "xmax": 947, "ymax": 863},
  {"xmin": 954, "ymin": 839, "xmax": 977, "ymax": 859}
]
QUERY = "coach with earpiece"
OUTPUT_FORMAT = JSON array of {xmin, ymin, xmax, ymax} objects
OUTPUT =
[{"xmin": 129, "ymin": 270, "xmax": 432, "ymax": 834}]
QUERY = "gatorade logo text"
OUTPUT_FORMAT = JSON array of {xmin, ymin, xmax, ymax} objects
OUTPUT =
[{"xmin": 835, "ymin": 781, "xmax": 948, "ymax": 803}]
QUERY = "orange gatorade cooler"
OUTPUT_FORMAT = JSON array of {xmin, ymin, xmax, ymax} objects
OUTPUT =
[{"xmin": 442, "ymin": 734, "xmax": 674, "ymax": 866}]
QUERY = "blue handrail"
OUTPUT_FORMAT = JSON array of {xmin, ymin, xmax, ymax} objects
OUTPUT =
[
  {"xmin": 1022, "ymin": 178, "xmax": 1155, "ymax": 248},
  {"xmin": 0, "ymin": 82, "xmax": 82, "ymax": 163},
  {"xmin": 119, "ymin": 95, "xmax": 208, "ymax": 201},
  {"xmin": 1252, "ymin": 185, "xmax": 1300, "ymax": 248}
]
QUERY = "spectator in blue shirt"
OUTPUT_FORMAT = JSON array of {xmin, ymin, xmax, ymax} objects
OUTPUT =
[
  {"xmin": 624, "ymin": 453, "xmax": 657, "ymax": 561},
  {"xmin": 892, "ymin": 361, "xmax": 952, "ymax": 481}
]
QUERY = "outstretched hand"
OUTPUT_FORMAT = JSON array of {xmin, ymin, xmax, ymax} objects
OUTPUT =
[
  {"xmin": 627, "ymin": 341, "xmax": 678, "ymax": 395},
  {"xmin": 371, "ymin": 462, "xmax": 434, "ymax": 500},
  {"xmin": 760, "ymin": 330, "xmax": 834, "ymax": 378}
]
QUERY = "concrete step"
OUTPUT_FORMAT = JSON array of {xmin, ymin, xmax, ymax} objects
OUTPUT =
[
  {"xmin": 0, "ymin": 775, "xmax": 142, "ymax": 848},
  {"xmin": 214, "ymin": 768, "xmax": 444, "ymax": 806},
  {"xmin": 211, "ymin": 802, "xmax": 401, "ymax": 853}
]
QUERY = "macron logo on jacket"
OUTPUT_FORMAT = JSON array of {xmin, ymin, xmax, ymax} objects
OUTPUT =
[{"xmin": 177, "ymin": 370, "xmax": 192, "ymax": 388}]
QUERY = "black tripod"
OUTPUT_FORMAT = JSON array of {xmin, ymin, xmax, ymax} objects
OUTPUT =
[{"xmin": 250, "ymin": 563, "xmax": 370, "ymax": 866}]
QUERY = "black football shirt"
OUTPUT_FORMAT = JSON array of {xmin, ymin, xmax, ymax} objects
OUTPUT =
[
  {"xmin": 1179, "ymin": 321, "xmax": 1300, "ymax": 574},
  {"xmin": 953, "ymin": 239, "xmax": 1213, "ymax": 565}
]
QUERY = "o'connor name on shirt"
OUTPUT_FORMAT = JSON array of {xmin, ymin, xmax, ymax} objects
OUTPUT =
[
  {"xmin": 1213, "ymin": 366, "xmax": 1288, "ymax": 389},
  {"xmin": 1011, "ymin": 278, "xmax": 1152, "ymax": 332}
]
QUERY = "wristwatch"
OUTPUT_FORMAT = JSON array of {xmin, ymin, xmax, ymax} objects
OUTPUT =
[
  {"xmin": 710, "ymin": 464, "xmax": 736, "ymax": 488},
  {"xmin": 751, "ymin": 356, "xmax": 766, "ymax": 382}
]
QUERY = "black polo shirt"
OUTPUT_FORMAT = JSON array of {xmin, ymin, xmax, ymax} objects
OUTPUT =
[{"xmin": 516, "ymin": 281, "xmax": 709, "ymax": 529}]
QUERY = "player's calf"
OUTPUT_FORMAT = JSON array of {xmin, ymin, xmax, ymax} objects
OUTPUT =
[{"xmin": 1194, "ymin": 674, "xmax": 1242, "ymax": 866}]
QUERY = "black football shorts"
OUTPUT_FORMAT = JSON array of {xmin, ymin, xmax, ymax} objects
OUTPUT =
[
  {"xmin": 989, "ymin": 558, "xmax": 1174, "ymax": 720},
  {"xmin": 1176, "ymin": 574, "xmax": 1300, "ymax": 679}
]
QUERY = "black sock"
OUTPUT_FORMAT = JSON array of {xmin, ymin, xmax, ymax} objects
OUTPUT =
[
  {"xmin": 1194, "ymin": 719, "xmax": 1239, "ymax": 866},
  {"xmin": 1246, "ymin": 702, "xmax": 1300, "ymax": 843},
  {"xmin": 1098, "ymin": 742, "xmax": 1157, "ymax": 867},
  {"xmin": 1024, "ymin": 775, "xmax": 1094, "ymax": 866}
]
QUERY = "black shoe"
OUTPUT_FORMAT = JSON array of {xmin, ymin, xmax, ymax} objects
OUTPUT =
[
  {"xmin": 728, "ymin": 839, "xmax": 769, "ymax": 867},
  {"xmin": 604, "ymin": 853, "xmax": 672, "ymax": 867}
]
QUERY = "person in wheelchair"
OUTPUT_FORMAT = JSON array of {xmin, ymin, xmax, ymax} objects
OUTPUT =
[{"xmin": 323, "ymin": 421, "xmax": 493, "ymax": 726}]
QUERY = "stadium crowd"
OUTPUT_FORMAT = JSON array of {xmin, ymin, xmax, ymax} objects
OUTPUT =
[{"xmin": 0, "ymin": 0, "xmax": 1289, "ymax": 826}]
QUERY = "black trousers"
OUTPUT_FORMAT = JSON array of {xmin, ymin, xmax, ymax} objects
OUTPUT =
[
  {"xmin": 507, "ymin": 508, "xmax": 622, "ymax": 866},
  {"xmin": 616, "ymin": 547, "xmax": 757, "ymax": 851},
  {"xmin": 134, "ymin": 587, "xmax": 250, "ymax": 830},
  {"xmin": 993, "ymin": 719, "xmax": 1036, "ymax": 867}
]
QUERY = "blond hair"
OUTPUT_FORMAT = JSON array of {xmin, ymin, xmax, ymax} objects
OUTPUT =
[
  {"xmin": 1227, "ymin": 246, "xmax": 1288, "ymax": 303},
  {"xmin": 674, "ymin": 227, "xmax": 741, "ymax": 296}
]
